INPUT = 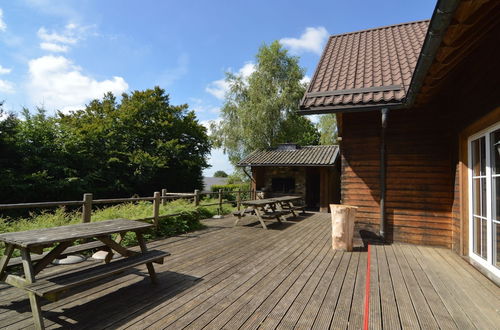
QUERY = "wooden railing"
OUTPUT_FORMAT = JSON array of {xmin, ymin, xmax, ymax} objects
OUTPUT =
[{"xmin": 0, "ymin": 188, "xmax": 256, "ymax": 228}]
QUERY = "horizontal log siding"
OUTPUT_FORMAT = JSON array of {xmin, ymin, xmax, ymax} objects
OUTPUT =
[{"xmin": 341, "ymin": 109, "xmax": 454, "ymax": 248}]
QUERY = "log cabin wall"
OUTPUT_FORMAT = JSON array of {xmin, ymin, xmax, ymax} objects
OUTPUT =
[
  {"xmin": 341, "ymin": 20, "xmax": 499, "ymax": 250},
  {"xmin": 342, "ymin": 107, "xmax": 455, "ymax": 248}
]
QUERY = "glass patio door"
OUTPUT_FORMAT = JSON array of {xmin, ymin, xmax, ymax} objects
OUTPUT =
[{"xmin": 469, "ymin": 123, "xmax": 500, "ymax": 277}]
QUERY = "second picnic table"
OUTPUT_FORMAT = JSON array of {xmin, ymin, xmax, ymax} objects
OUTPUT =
[{"xmin": 236, "ymin": 195, "xmax": 305, "ymax": 229}]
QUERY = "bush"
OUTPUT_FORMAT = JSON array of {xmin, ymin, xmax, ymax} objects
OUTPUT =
[
  {"xmin": 0, "ymin": 198, "xmax": 235, "ymax": 256},
  {"xmin": 211, "ymin": 183, "xmax": 252, "ymax": 201}
]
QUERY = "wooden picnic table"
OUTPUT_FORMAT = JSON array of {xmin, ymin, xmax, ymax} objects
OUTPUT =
[
  {"xmin": 0, "ymin": 219, "xmax": 169, "ymax": 329},
  {"xmin": 237, "ymin": 196, "xmax": 304, "ymax": 229}
]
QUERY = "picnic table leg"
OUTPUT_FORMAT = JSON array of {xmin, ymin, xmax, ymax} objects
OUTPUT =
[
  {"xmin": 234, "ymin": 209, "xmax": 245, "ymax": 227},
  {"xmin": 135, "ymin": 232, "xmax": 158, "ymax": 284},
  {"xmin": 253, "ymin": 207, "xmax": 268, "ymax": 230},
  {"xmin": 288, "ymin": 202, "xmax": 298, "ymax": 217},
  {"xmin": 20, "ymin": 248, "xmax": 45, "ymax": 330},
  {"xmin": 0, "ymin": 243, "xmax": 14, "ymax": 281}
]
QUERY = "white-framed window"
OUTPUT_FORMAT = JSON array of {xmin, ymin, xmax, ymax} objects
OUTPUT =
[{"xmin": 468, "ymin": 121, "xmax": 500, "ymax": 277}]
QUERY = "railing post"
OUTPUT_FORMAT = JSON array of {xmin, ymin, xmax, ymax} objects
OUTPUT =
[
  {"xmin": 82, "ymin": 193, "xmax": 93, "ymax": 223},
  {"xmin": 193, "ymin": 189, "xmax": 200, "ymax": 206},
  {"xmin": 161, "ymin": 188, "xmax": 167, "ymax": 205},
  {"xmin": 237, "ymin": 189, "xmax": 241, "ymax": 211},
  {"xmin": 218, "ymin": 189, "xmax": 223, "ymax": 215},
  {"xmin": 153, "ymin": 191, "xmax": 161, "ymax": 228}
]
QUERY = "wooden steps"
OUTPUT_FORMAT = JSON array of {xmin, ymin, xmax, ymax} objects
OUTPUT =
[{"xmin": 25, "ymin": 250, "xmax": 170, "ymax": 302}]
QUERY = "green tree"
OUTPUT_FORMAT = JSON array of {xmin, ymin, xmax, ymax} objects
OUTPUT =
[
  {"xmin": 213, "ymin": 170, "xmax": 228, "ymax": 178},
  {"xmin": 211, "ymin": 41, "xmax": 319, "ymax": 165},
  {"xmin": 59, "ymin": 87, "xmax": 211, "ymax": 196},
  {"xmin": 318, "ymin": 114, "xmax": 338, "ymax": 145}
]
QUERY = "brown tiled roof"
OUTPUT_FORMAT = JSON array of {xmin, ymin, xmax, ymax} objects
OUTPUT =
[
  {"xmin": 300, "ymin": 20, "xmax": 429, "ymax": 112},
  {"xmin": 238, "ymin": 144, "xmax": 338, "ymax": 167}
]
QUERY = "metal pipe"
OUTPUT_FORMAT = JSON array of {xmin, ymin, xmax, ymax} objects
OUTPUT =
[{"xmin": 380, "ymin": 108, "xmax": 389, "ymax": 240}]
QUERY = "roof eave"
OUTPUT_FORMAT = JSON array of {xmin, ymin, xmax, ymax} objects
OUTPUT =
[
  {"xmin": 237, "ymin": 163, "xmax": 336, "ymax": 167},
  {"xmin": 297, "ymin": 102, "xmax": 405, "ymax": 115},
  {"xmin": 404, "ymin": 0, "xmax": 460, "ymax": 108}
]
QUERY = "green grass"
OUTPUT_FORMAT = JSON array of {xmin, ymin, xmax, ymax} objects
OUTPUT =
[{"xmin": 0, "ymin": 198, "xmax": 236, "ymax": 256}]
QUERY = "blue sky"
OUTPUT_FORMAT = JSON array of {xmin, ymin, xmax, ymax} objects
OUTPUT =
[{"xmin": 0, "ymin": 0, "xmax": 436, "ymax": 176}]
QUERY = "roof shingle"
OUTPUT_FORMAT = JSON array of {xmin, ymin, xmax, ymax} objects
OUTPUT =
[
  {"xmin": 238, "ymin": 145, "xmax": 339, "ymax": 167},
  {"xmin": 300, "ymin": 20, "xmax": 429, "ymax": 112}
]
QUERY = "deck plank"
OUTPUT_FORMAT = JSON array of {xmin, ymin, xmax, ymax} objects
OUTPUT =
[
  {"xmin": 293, "ymin": 250, "xmax": 344, "ymax": 330},
  {"xmin": 416, "ymin": 246, "xmax": 499, "ymax": 329},
  {"xmin": 368, "ymin": 245, "xmax": 382, "ymax": 330},
  {"xmin": 391, "ymin": 245, "xmax": 439, "ymax": 330},
  {"xmin": 376, "ymin": 245, "xmax": 402, "ymax": 329},
  {"xmin": 311, "ymin": 253, "xmax": 351, "ymax": 329},
  {"xmin": 384, "ymin": 246, "xmax": 420, "ymax": 329},
  {"xmin": 0, "ymin": 213, "xmax": 498, "ymax": 330},
  {"xmin": 330, "ymin": 252, "xmax": 361, "ymax": 329},
  {"xmin": 347, "ymin": 251, "xmax": 367, "ymax": 330},
  {"xmin": 407, "ymin": 245, "xmax": 476, "ymax": 329}
]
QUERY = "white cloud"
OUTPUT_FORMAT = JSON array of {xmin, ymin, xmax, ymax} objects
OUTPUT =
[
  {"xmin": 0, "ymin": 64, "xmax": 11, "ymax": 74},
  {"xmin": 200, "ymin": 118, "xmax": 222, "ymax": 132},
  {"xmin": 205, "ymin": 79, "xmax": 229, "ymax": 100},
  {"xmin": 0, "ymin": 79, "xmax": 14, "ymax": 93},
  {"xmin": 37, "ymin": 24, "xmax": 93, "ymax": 53},
  {"xmin": 206, "ymin": 62, "xmax": 256, "ymax": 100},
  {"xmin": 0, "ymin": 9, "xmax": 6, "ymax": 32},
  {"xmin": 189, "ymin": 98, "xmax": 220, "ymax": 116},
  {"xmin": 28, "ymin": 55, "xmax": 128, "ymax": 112},
  {"xmin": 301, "ymin": 75, "xmax": 311, "ymax": 85},
  {"xmin": 40, "ymin": 42, "xmax": 69, "ymax": 52},
  {"xmin": 37, "ymin": 26, "xmax": 77, "ymax": 44},
  {"xmin": 239, "ymin": 62, "xmax": 256, "ymax": 79},
  {"xmin": 280, "ymin": 27, "xmax": 329, "ymax": 55}
]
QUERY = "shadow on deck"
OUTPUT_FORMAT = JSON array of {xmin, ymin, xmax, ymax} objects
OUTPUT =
[{"xmin": 0, "ymin": 212, "xmax": 498, "ymax": 329}]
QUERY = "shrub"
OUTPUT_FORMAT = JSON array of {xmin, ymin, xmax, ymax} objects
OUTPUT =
[
  {"xmin": 0, "ymin": 197, "xmax": 234, "ymax": 256},
  {"xmin": 210, "ymin": 183, "xmax": 251, "ymax": 201}
]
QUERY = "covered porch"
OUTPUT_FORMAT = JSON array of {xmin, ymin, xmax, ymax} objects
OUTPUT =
[{"xmin": 0, "ymin": 213, "xmax": 498, "ymax": 329}]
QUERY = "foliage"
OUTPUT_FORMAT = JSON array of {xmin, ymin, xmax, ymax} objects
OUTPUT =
[
  {"xmin": 318, "ymin": 114, "xmax": 338, "ymax": 145},
  {"xmin": 210, "ymin": 41, "xmax": 319, "ymax": 165},
  {"xmin": 211, "ymin": 183, "xmax": 252, "ymax": 201},
  {"xmin": 0, "ymin": 87, "xmax": 211, "ymax": 204},
  {"xmin": 226, "ymin": 170, "xmax": 250, "ymax": 184},
  {"xmin": 213, "ymin": 170, "xmax": 229, "ymax": 178},
  {"xmin": 0, "ymin": 198, "xmax": 233, "ymax": 256}
]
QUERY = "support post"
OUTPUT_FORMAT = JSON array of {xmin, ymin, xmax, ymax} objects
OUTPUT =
[
  {"xmin": 218, "ymin": 189, "xmax": 223, "ymax": 215},
  {"xmin": 153, "ymin": 191, "xmax": 161, "ymax": 228},
  {"xmin": 380, "ymin": 108, "xmax": 388, "ymax": 240},
  {"xmin": 194, "ymin": 189, "xmax": 200, "ymax": 206},
  {"xmin": 82, "ymin": 193, "xmax": 93, "ymax": 223},
  {"xmin": 237, "ymin": 189, "xmax": 241, "ymax": 211},
  {"xmin": 161, "ymin": 188, "xmax": 167, "ymax": 205}
]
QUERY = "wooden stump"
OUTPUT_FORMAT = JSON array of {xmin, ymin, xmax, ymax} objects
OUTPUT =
[{"xmin": 330, "ymin": 204, "xmax": 358, "ymax": 252}]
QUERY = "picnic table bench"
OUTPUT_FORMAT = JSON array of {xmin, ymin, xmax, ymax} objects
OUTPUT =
[
  {"xmin": 235, "ymin": 196, "xmax": 304, "ymax": 229},
  {"xmin": 0, "ymin": 219, "xmax": 170, "ymax": 329}
]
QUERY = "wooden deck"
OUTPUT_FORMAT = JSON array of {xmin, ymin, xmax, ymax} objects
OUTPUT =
[{"xmin": 0, "ymin": 213, "xmax": 498, "ymax": 329}]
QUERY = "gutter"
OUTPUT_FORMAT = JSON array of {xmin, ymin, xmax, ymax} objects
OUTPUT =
[{"xmin": 404, "ymin": 0, "xmax": 460, "ymax": 107}]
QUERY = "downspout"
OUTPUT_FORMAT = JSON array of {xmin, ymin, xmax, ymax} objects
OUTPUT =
[{"xmin": 380, "ymin": 108, "xmax": 389, "ymax": 240}]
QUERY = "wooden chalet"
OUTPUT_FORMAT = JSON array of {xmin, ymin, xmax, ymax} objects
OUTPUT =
[
  {"xmin": 238, "ymin": 144, "xmax": 340, "ymax": 212},
  {"xmin": 299, "ymin": 0, "xmax": 500, "ymax": 282}
]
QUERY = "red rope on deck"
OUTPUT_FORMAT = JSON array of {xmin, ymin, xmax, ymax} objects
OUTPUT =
[{"xmin": 363, "ymin": 244, "xmax": 371, "ymax": 330}]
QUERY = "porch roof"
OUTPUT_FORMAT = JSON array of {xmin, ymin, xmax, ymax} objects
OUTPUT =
[{"xmin": 238, "ymin": 144, "xmax": 338, "ymax": 167}]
